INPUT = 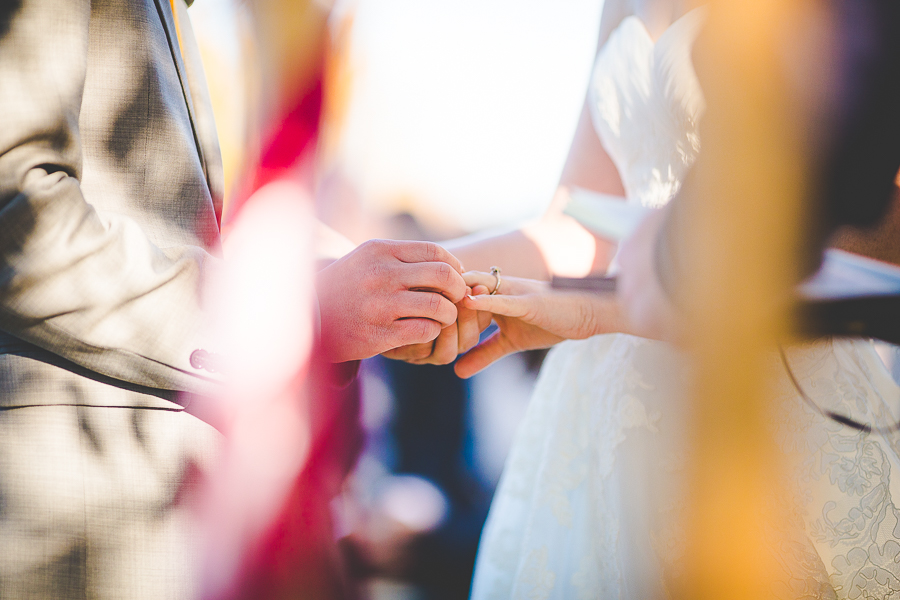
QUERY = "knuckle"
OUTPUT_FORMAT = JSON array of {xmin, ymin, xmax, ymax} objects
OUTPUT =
[
  {"xmin": 574, "ymin": 302, "xmax": 594, "ymax": 337},
  {"xmin": 424, "ymin": 242, "xmax": 439, "ymax": 262},
  {"xmin": 437, "ymin": 262, "xmax": 453, "ymax": 285},
  {"xmin": 428, "ymin": 293, "xmax": 443, "ymax": 317},
  {"xmin": 414, "ymin": 319, "xmax": 435, "ymax": 342},
  {"xmin": 366, "ymin": 261, "xmax": 382, "ymax": 283},
  {"xmin": 582, "ymin": 301, "xmax": 602, "ymax": 336},
  {"xmin": 369, "ymin": 239, "xmax": 389, "ymax": 253},
  {"xmin": 367, "ymin": 239, "xmax": 394, "ymax": 262}
]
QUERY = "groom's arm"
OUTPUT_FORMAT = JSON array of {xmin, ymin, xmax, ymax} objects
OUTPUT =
[{"xmin": 0, "ymin": 0, "xmax": 224, "ymax": 395}]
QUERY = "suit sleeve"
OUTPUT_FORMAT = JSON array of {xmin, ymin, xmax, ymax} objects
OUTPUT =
[{"xmin": 0, "ymin": 0, "xmax": 223, "ymax": 395}]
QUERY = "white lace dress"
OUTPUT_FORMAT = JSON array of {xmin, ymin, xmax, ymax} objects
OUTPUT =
[{"xmin": 470, "ymin": 9, "xmax": 900, "ymax": 600}]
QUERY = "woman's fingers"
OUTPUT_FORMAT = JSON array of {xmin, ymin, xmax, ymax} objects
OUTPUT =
[
  {"xmin": 380, "ymin": 282, "xmax": 512, "ymax": 366},
  {"xmin": 453, "ymin": 330, "xmax": 513, "ymax": 379},
  {"xmin": 461, "ymin": 292, "xmax": 532, "ymax": 319},
  {"xmin": 462, "ymin": 271, "xmax": 545, "ymax": 297},
  {"xmin": 462, "ymin": 270, "xmax": 499, "ymax": 291},
  {"xmin": 454, "ymin": 286, "xmax": 483, "ymax": 354},
  {"xmin": 468, "ymin": 284, "xmax": 494, "ymax": 332}
]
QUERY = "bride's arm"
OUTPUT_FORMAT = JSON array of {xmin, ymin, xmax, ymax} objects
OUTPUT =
[
  {"xmin": 384, "ymin": 101, "xmax": 627, "ymax": 365},
  {"xmin": 444, "ymin": 0, "xmax": 633, "ymax": 277},
  {"xmin": 444, "ymin": 101, "xmax": 625, "ymax": 281},
  {"xmin": 386, "ymin": 0, "xmax": 635, "ymax": 364}
]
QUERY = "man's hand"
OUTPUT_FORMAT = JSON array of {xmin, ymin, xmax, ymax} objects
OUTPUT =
[
  {"xmin": 316, "ymin": 240, "xmax": 468, "ymax": 363},
  {"xmin": 381, "ymin": 283, "xmax": 493, "ymax": 365}
]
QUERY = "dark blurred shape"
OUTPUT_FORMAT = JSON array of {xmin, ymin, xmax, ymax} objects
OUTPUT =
[
  {"xmin": 814, "ymin": 0, "xmax": 900, "ymax": 233},
  {"xmin": 0, "ymin": 0, "xmax": 23, "ymax": 39},
  {"xmin": 387, "ymin": 359, "xmax": 491, "ymax": 600},
  {"xmin": 656, "ymin": 0, "xmax": 900, "ymax": 304},
  {"xmin": 795, "ymin": 295, "xmax": 900, "ymax": 345},
  {"xmin": 345, "ymin": 357, "xmax": 492, "ymax": 600}
]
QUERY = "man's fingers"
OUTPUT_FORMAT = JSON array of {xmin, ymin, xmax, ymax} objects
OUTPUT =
[
  {"xmin": 454, "ymin": 331, "xmax": 513, "ymax": 379},
  {"xmin": 382, "ymin": 341, "xmax": 434, "ymax": 362},
  {"xmin": 383, "ymin": 324, "xmax": 459, "ymax": 365},
  {"xmin": 394, "ymin": 290, "xmax": 458, "ymax": 327},
  {"xmin": 401, "ymin": 261, "xmax": 467, "ymax": 302},
  {"xmin": 390, "ymin": 240, "xmax": 464, "ymax": 273},
  {"xmin": 388, "ymin": 318, "xmax": 443, "ymax": 348},
  {"xmin": 413, "ymin": 323, "xmax": 458, "ymax": 365}
]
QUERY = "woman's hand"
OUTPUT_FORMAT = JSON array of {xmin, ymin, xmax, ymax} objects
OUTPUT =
[
  {"xmin": 453, "ymin": 272, "xmax": 628, "ymax": 378},
  {"xmin": 615, "ymin": 207, "xmax": 681, "ymax": 343}
]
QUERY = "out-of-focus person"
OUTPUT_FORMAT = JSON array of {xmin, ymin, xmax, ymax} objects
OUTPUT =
[
  {"xmin": 0, "ymin": 1, "xmax": 471, "ymax": 599},
  {"xmin": 0, "ymin": 1, "xmax": 226, "ymax": 597},
  {"xmin": 446, "ymin": 0, "xmax": 900, "ymax": 598}
]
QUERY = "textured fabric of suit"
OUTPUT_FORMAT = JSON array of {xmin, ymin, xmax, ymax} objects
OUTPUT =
[
  {"xmin": 0, "ymin": 0, "xmax": 224, "ymax": 395},
  {"xmin": 0, "ymin": 1, "xmax": 225, "ymax": 597}
]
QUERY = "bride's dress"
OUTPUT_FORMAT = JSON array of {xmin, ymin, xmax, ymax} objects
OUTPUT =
[{"xmin": 470, "ymin": 9, "xmax": 900, "ymax": 600}]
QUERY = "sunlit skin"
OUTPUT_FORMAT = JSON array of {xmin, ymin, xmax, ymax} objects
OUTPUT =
[
  {"xmin": 392, "ymin": 0, "xmax": 900, "ymax": 370},
  {"xmin": 454, "ymin": 272, "xmax": 630, "ymax": 378},
  {"xmin": 385, "ymin": 0, "xmax": 693, "ymax": 366},
  {"xmin": 453, "ymin": 174, "xmax": 900, "ymax": 372},
  {"xmin": 614, "ymin": 205, "xmax": 683, "ymax": 343},
  {"xmin": 315, "ymin": 239, "xmax": 470, "ymax": 363}
]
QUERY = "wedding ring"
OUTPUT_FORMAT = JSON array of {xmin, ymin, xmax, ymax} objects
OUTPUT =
[{"xmin": 489, "ymin": 266, "xmax": 502, "ymax": 295}]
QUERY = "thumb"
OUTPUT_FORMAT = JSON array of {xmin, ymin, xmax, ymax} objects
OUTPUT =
[{"xmin": 453, "ymin": 330, "xmax": 513, "ymax": 378}]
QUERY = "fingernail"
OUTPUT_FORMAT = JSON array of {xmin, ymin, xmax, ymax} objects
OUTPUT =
[{"xmin": 467, "ymin": 294, "xmax": 477, "ymax": 301}]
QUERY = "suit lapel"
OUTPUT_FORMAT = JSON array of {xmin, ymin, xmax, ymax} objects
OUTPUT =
[
  {"xmin": 170, "ymin": 0, "xmax": 226, "ymax": 223},
  {"xmin": 152, "ymin": 0, "xmax": 208, "ymax": 183}
]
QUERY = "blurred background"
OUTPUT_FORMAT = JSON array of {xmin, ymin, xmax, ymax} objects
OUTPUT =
[{"xmin": 190, "ymin": 0, "xmax": 603, "ymax": 597}]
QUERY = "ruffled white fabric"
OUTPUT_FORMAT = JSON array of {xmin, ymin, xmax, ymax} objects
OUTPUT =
[
  {"xmin": 588, "ymin": 11, "xmax": 705, "ymax": 209},
  {"xmin": 470, "ymin": 7, "xmax": 900, "ymax": 599}
]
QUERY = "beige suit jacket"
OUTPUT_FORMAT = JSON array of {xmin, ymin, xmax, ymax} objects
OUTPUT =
[
  {"xmin": 0, "ymin": 2, "xmax": 228, "ymax": 598},
  {"xmin": 0, "ymin": 0, "xmax": 225, "ymax": 406}
]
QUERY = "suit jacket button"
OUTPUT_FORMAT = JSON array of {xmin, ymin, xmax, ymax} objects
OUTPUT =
[{"xmin": 190, "ymin": 349, "xmax": 208, "ymax": 370}]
